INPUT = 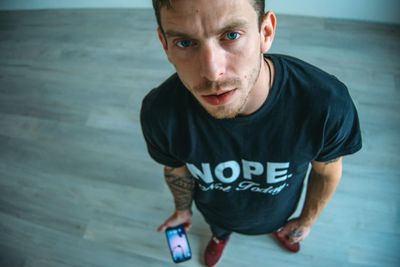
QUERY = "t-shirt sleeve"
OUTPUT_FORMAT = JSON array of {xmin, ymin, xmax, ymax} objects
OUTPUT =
[
  {"xmin": 314, "ymin": 86, "xmax": 362, "ymax": 162},
  {"xmin": 140, "ymin": 92, "xmax": 185, "ymax": 168}
]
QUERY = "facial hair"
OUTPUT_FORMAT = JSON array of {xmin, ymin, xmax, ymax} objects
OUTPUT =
[{"xmin": 195, "ymin": 56, "xmax": 262, "ymax": 119}]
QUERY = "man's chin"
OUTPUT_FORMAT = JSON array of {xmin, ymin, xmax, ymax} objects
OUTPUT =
[{"xmin": 204, "ymin": 106, "xmax": 240, "ymax": 119}]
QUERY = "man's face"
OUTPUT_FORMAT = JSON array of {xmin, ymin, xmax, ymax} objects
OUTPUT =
[{"xmin": 159, "ymin": 0, "xmax": 266, "ymax": 119}]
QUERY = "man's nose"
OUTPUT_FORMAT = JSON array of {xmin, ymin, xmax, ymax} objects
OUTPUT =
[{"xmin": 198, "ymin": 42, "xmax": 226, "ymax": 82}]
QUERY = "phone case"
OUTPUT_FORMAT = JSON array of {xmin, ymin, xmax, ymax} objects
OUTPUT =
[{"xmin": 165, "ymin": 225, "xmax": 192, "ymax": 263}]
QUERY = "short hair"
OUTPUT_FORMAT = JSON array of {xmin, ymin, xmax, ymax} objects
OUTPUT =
[{"xmin": 152, "ymin": 0, "xmax": 266, "ymax": 32}]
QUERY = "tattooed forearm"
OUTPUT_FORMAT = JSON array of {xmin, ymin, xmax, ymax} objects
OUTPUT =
[{"xmin": 164, "ymin": 167, "xmax": 195, "ymax": 211}]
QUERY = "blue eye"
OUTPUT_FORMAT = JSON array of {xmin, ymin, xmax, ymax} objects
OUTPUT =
[
  {"xmin": 176, "ymin": 40, "xmax": 192, "ymax": 48},
  {"xmin": 226, "ymin": 32, "xmax": 241, "ymax": 40}
]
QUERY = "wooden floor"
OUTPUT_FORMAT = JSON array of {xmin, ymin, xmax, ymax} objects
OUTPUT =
[{"xmin": 0, "ymin": 8, "xmax": 399, "ymax": 267}]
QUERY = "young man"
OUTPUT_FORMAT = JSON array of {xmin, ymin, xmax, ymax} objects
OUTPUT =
[{"xmin": 140, "ymin": 0, "xmax": 362, "ymax": 266}]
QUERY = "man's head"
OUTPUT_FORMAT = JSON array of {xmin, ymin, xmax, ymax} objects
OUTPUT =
[{"xmin": 153, "ymin": 0, "xmax": 276, "ymax": 119}]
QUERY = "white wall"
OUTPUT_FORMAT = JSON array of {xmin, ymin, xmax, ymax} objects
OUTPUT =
[
  {"xmin": 0, "ymin": 0, "xmax": 152, "ymax": 9},
  {"xmin": 0, "ymin": 0, "xmax": 399, "ymax": 24},
  {"xmin": 267, "ymin": 0, "xmax": 400, "ymax": 25}
]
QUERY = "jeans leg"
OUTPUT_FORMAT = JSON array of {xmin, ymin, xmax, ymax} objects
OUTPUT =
[{"xmin": 209, "ymin": 224, "xmax": 232, "ymax": 240}]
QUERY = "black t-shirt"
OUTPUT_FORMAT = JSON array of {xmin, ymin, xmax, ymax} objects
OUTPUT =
[{"xmin": 140, "ymin": 54, "xmax": 362, "ymax": 234}]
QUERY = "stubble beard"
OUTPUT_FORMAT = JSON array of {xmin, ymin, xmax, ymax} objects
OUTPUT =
[{"xmin": 203, "ymin": 58, "xmax": 262, "ymax": 119}]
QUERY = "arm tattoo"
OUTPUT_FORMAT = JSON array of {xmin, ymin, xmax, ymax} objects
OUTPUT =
[
  {"xmin": 290, "ymin": 229, "xmax": 303, "ymax": 238},
  {"xmin": 324, "ymin": 157, "xmax": 340, "ymax": 165},
  {"xmin": 164, "ymin": 167, "xmax": 195, "ymax": 211}
]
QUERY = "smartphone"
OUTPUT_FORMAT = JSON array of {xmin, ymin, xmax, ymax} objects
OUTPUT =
[{"xmin": 165, "ymin": 225, "xmax": 192, "ymax": 263}]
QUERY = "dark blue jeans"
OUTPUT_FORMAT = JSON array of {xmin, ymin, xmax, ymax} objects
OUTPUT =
[{"xmin": 210, "ymin": 224, "xmax": 232, "ymax": 240}]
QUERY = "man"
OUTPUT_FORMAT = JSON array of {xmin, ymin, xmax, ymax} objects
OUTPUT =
[{"xmin": 140, "ymin": 0, "xmax": 362, "ymax": 266}]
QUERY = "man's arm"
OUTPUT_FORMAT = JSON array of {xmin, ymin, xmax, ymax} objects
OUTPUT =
[
  {"xmin": 158, "ymin": 165, "xmax": 195, "ymax": 232},
  {"xmin": 164, "ymin": 165, "xmax": 195, "ymax": 211},
  {"xmin": 298, "ymin": 157, "xmax": 343, "ymax": 227},
  {"xmin": 277, "ymin": 157, "xmax": 343, "ymax": 243}
]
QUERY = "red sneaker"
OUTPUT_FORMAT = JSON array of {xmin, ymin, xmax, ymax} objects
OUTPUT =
[
  {"xmin": 204, "ymin": 236, "xmax": 230, "ymax": 267},
  {"xmin": 273, "ymin": 232, "xmax": 300, "ymax": 253}
]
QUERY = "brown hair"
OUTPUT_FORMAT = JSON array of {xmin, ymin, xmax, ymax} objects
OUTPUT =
[{"xmin": 152, "ymin": 0, "xmax": 266, "ymax": 32}]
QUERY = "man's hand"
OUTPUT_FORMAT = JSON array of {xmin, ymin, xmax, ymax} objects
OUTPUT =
[
  {"xmin": 276, "ymin": 157, "xmax": 342, "ymax": 244},
  {"xmin": 157, "ymin": 209, "xmax": 193, "ymax": 233},
  {"xmin": 276, "ymin": 219, "xmax": 311, "ymax": 244}
]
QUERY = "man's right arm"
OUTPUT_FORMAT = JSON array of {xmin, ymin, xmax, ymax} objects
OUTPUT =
[{"xmin": 158, "ymin": 165, "xmax": 195, "ymax": 232}]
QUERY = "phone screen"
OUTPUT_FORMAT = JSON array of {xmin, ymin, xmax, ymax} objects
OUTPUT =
[{"xmin": 165, "ymin": 225, "xmax": 192, "ymax": 263}]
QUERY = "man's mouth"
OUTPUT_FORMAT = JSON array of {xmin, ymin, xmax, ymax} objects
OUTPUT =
[{"xmin": 201, "ymin": 89, "xmax": 237, "ymax": 106}]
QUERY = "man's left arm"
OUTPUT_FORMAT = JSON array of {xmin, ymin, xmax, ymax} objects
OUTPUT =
[{"xmin": 277, "ymin": 157, "xmax": 343, "ymax": 243}]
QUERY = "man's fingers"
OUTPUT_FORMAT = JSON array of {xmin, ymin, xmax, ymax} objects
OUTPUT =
[
  {"xmin": 289, "ymin": 237, "xmax": 301, "ymax": 244},
  {"xmin": 157, "ymin": 211, "xmax": 193, "ymax": 233},
  {"xmin": 291, "ymin": 239, "xmax": 298, "ymax": 244},
  {"xmin": 183, "ymin": 223, "xmax": 192, "ymax": 232},
  {"xmin": 158, "ymin": 220, "xmax": 174, "ymax": 232},
  {"xmin": 290, "ymin": 229, "xmax": 303, "ymax": 238},
  {"xmin": 157, "ymin": 224, "xmax": 167, "ymax": 232},
  {"xmin": 157, "ymin": 218, "xmax": 187, "ymax": 232},
  {"xmin": 288, "ymin": 234, "xmax": 300, "ymax": 243},
  {"xmin": 289, "ymin": 227, "xmax": 310, "ymax": 243}
]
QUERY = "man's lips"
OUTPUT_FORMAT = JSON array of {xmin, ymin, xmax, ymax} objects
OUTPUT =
[{"xmin": 201, "ymin": 89, "xmax": 237, "ymax": 106}]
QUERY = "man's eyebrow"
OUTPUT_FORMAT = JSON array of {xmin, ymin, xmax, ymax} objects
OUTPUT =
[
  {"xmin": 217, "ymin": 19, "xmax": 249, "ymax": 34},
  {"xmin": 164, "ymin": 19, "xmax": 249, "ymax": 39},
  {"xmin": 164, "ymin": 30, "xmax": 192, "ymax": 39}
]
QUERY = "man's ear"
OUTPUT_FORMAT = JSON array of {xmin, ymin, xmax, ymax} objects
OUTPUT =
[
  {"xmin": 157, "ymin": 27, "xmax": 168, "ymax": 52},
  {"xmin": 260, "ymin": 11, "xmax": 277, "ymax": 54}
]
